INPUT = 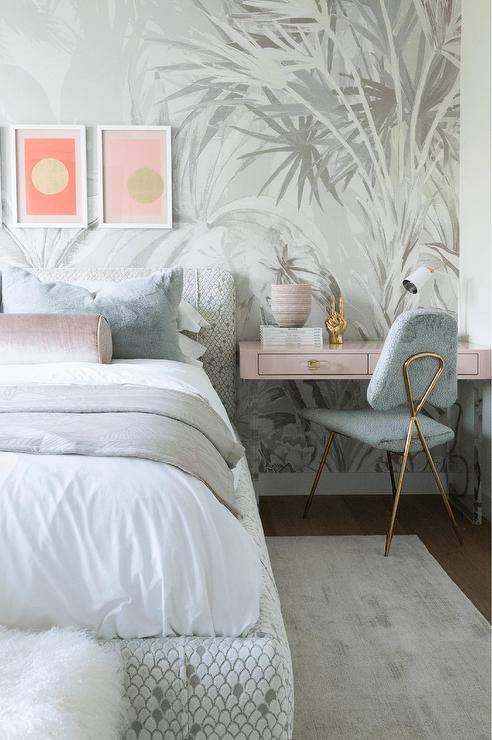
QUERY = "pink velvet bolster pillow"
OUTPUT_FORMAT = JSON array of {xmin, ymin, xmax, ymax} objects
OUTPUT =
[{"xmin": 0, "ymin": 314, "xmax": 113, "ymax": 364}]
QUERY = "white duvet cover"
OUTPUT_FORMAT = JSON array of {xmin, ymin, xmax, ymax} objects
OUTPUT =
[{"xmin": 0, "ymin": 360, "xmax": 261, "ymax": 639}]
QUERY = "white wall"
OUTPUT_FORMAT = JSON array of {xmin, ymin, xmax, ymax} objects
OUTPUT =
[{"xmin": 460, "ymin": 0, "xmax": 492, "ymax": 519}]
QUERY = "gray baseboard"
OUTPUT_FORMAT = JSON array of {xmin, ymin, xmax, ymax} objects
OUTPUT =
[{"xmin": 257, "ymin": 472, "xmax": 442, "ymax": 496}]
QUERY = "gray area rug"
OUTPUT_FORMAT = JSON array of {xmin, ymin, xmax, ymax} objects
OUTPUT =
[{"xmin": 267, "ymin": 536, "xmax": 490, "ymax": 740}]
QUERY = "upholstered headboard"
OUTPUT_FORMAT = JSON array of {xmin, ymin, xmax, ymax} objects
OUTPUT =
[{"xmin": 31, "ymin": 267, "xmax": 237, "ymax": 419}]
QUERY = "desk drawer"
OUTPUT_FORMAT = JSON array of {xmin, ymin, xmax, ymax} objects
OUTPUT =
[
  {"xmin": 368, "ymin": 354, "xmax": 381, "ymax": 373},
  {"xmin": 457, "ymin": 353, "xmax": 478, "ymax": 375},
  {"xmin": 258, "ymin": 353, "xmax": 367, "ymax": 376},
  {"xmin": 369, "ymin": 353, "xmax": 479, "ymax": 376}
]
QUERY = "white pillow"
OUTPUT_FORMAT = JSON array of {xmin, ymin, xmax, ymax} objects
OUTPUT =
[
  {"xmin": 178, "ymin": 334, "xmax": 207, "ymax": 367},
  {"xmin": 178, "ymin": 302, "xmax": 210, "ymax": 333}
]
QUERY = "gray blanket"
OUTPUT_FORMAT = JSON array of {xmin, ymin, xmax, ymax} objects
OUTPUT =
[{"xmin": 0, "ymin": 384, "xmax": 243, "ymax": 515}]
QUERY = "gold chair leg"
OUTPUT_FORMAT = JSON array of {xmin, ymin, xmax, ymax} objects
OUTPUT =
[
  {"xmin": 303, "ymin": 431, "xmax": 336, "ymax": 519},
  {"xmin": 414, "ymin": 418, "xmax": 463, "ymax": 545},
  {"xmin": 384, "ymin": 420, "xmax": 414, "ymax": 556},
  {"xmin": 386, "ymin": 451, "xmax": 396, "ymax": 497}
]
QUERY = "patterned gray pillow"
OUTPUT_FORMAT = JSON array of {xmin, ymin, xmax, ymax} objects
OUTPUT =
[{"xmin": 0, "ymin": 265, "xmax": 184, "ymax": 361}]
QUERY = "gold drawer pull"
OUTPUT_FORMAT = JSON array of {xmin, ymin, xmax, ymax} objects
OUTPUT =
[{"xmin": 307, "ymin": 360, "xmax": 320, "ymax": 370}]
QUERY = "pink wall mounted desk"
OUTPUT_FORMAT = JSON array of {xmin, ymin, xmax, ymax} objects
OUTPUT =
[
  {"xmin": 239, "ymin": 341, "xmax": 492, "ymax": 381},
  {"xmin": 239, "ymin": 341, "xmax": 492, "ymax": 523}
]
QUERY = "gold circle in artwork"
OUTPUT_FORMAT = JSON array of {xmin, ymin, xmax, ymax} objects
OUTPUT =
[
  {"xmin": 31, "ymin": 157, "xmax": 69, "ymax": 195},
  {"xmin": 127, "ymin": 167, "xmax": 164, "ymax": 204}
]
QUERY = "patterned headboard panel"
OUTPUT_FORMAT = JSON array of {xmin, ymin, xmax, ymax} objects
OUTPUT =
[{"xmin": 31, "ymin": 267, "xmax": 237, "ymax": 419}]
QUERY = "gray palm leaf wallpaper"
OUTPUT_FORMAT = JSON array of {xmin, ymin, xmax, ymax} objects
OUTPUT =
[{"xmin": 0, "ymin": 0, "xmax": 460, "ymax": 479}]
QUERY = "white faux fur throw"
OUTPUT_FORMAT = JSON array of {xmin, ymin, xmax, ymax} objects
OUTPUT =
[{"xmin": 0, "ymin": 628, "xmax": 126, "ymax": 740}]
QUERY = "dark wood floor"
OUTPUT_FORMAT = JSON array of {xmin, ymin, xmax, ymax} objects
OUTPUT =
[{"xmin": 260, "ymin": 494, "xmax": 491, "ymax": 622}]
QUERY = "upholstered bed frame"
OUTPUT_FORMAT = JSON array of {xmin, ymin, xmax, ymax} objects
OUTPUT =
[{"xmin": 30, "ymin": 266, "xmax": 294, "ymax": 740}]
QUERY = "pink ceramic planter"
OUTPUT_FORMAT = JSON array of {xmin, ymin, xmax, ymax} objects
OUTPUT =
[{"xmin": 270, "ymin": 284, "xmax": 312, "ymax": 327}]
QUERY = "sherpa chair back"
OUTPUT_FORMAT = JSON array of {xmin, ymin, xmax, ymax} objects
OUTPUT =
[{"xmin": 367, "ymin": 309, "xmax": 458, "ymax": 412}]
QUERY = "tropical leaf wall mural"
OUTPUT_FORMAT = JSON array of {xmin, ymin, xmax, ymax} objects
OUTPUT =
[{"xmin": 0, "ymin": 0, "xmax": 460, "ymax": 479}]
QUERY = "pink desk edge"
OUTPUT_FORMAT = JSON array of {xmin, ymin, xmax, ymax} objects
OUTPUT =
[{"xmin": 239, "ymin": 341, "xmax": 492, "ymax": 381}]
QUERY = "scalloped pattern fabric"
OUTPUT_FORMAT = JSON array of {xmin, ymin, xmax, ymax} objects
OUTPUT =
[
  {"xmin": 115, "ymin": 455, "xmax": 294, "ymax": 739},
  {"xmin": 30, "ymin": 267, "xmax": 237, "ymax": 419},
  {"xmin": 183, "ymin": 269, "xmax": 236, "ymax": 420}
]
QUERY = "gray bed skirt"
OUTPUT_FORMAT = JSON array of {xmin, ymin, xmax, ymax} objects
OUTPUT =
[{"xmin": 115, "ymin": 455, "xmax": 294, "ymax": 739}]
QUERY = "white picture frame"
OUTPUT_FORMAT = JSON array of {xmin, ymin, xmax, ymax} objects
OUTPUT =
[
  {"xmin": 98, "ymin": 125, "xmax": 172, "ymax": 229},
  {"xmin": 0, "ymin": 130, "xmax": 3, "ymax": 229},
  {"xmin": 10, "ymin": 124, "xmax": 87, "ymax": 228}
]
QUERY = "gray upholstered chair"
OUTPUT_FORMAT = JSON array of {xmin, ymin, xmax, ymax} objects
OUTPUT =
[{"xmin": 302, "ymin": 309, "xmax": 463, "ymax": 556}]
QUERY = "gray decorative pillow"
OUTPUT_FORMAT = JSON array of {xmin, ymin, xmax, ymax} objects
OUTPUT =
[{"xmin": 0, "ymin": 265, "xmax": 184, "ymax": 361}]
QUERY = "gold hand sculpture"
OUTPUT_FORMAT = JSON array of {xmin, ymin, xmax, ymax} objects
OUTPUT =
[{"xmin": 325, "ymin": 295, "xmax": 347, "ymax": 345}]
